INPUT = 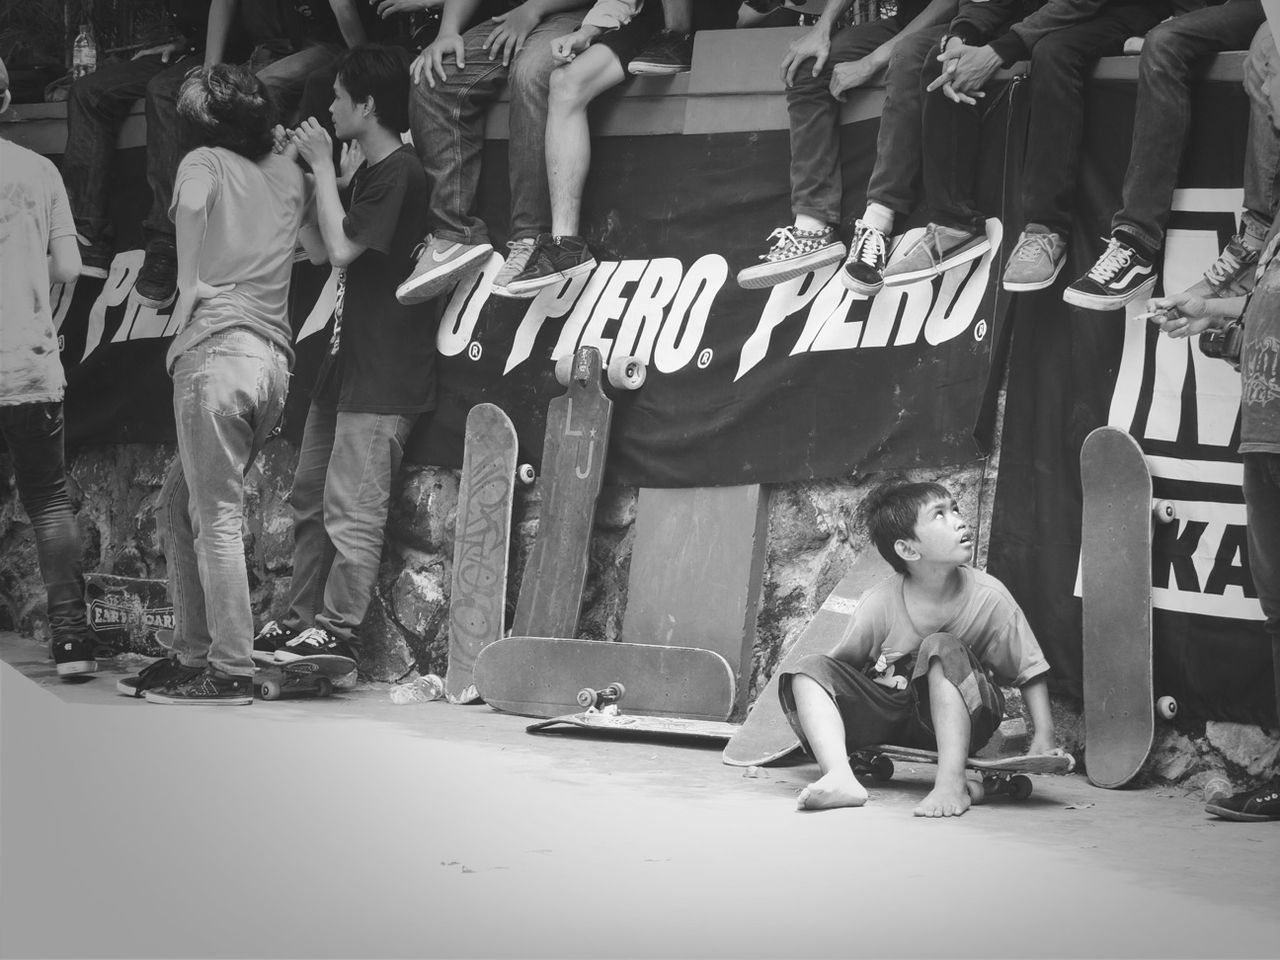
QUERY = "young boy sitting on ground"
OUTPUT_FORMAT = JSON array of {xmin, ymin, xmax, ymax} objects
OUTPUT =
[{"xmin": 779, "ymin": 480, "xmax": 1061, "ymax": 817}]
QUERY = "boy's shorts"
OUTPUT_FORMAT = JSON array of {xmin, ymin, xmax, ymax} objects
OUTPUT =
[
  {"xmin": 593, "ymin": 4, "xmax": 662, "ymax": 69},
  {"xmin": 778, "ymin": 633, "xmax": 1005, "ymax": 756}
]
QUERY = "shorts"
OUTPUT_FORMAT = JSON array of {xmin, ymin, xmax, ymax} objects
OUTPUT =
[
  {"xmin": 594, "ymin": 3, "xmax": 663, "ymax": 69},
  {"xmin": 778, "ymin": 632, "xmax": 1005, "ymax": 756}
]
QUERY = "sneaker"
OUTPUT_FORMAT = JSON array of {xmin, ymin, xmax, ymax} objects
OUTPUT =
[
  {"xmin": 490, "ymin": 238, "xmax": 540, "ymax": 299},
  {"xmin": 1185, "ymin": 231, "xmax": 1260, "ymax": 300},
  {"xmin": 840, "ymin": 220, "xmax": 888, "ymax": 296},
  {"xmin": 116, "ymin": 655, "xmax": 202, "ymax": 697},
  {"xmin": 275, "ymin": 626, "xmax": 359, "ymax": 672},
  {"xmin": 396, "ymin": 235, "xmax": 493, "ymax": 305},
  {"xmin": 77, "ymin": 234, "xmax": 112, "ymax": 279},
  {"xmin": 882, "ymin": 223, "xmax": 990, "ymax": 287},
  {"xmin": 252, "ymin": 619, "xmax": 297, "ymax": 664},
  {"xmin": 1063, "ymin": 236, "xmax": 1156, "ymax": 311},
  {"xmin": 143, "ymin": 667, "xmax": 253, "ymax": 705},
  {"xmin": 737, "ymin": 225, "xmax": 846, "ymax": 289},
  {"xmin": 52, "ymin": 633, "xmax": 97, "ymax": 678},
  {"xmin": 1205, "ymin": 777, "xmax": 1280, "ymax": 822},
  {"xmin": 502, "ymin": 234, "xmax": 597, "ymax": 297},
  {"xmin": 1002, "ymin": 227, "xmax": 1068, "ymax": 292},
  {"xmin": 134, "ymin": 240, "xmax": 178, "ymax": 310},
  {"xmin": 628, "ymin": 30, "xmax": 694, "ymax": 76}
]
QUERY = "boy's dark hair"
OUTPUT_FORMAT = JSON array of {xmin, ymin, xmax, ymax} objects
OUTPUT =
[
  {"xmin": 864, "ymin": 480, "xmax": 953, "ymax": 574},
  {"xmin": 336, "ymin": 44, "xmax": 411, "ymax": 134},
  {"xmin": 177, "ymin": 64, "xmax": 277, "ymax": 160}
]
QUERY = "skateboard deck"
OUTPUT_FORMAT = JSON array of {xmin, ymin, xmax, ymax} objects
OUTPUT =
[
  {"xmin": 473, "ymin": 635, "xmax": 736, "ymax": 721},
  {"xmin": 723, "ymin": 553, "xmax": 892, "ymax": 767},
  {"xmin": 851, "ymin": 744, "xmax": 1075, "ymax": 803},
  {"xmin": 512, "ymin": 346, "xmax": 612, "ymax": 639},
  {"xmin": 254, "ymin": 657, "xmax": 356, "ymax": 700},
  {"xmin": 527, "ymin": 711, "xmax": 740, "ymax": 742},
  {"xmin": 623, "ymin": 485, "xmax": 770, "ymax": 719},
  {"xmin": 1081, "ymin": 425, "xmax": 1155, "ymax": 788},
  {"xmin": 445, "ymin": 403, "xmax": 519, "ymax": 704}
]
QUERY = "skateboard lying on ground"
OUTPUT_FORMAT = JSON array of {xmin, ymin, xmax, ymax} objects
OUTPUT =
[
  {"xmin": 473, "ymin": 635, "xmax": 735, "ymax": 721},
  {"xmin": 849, "ymin": 744, "xmax": 1076, "ymax": 803},
  {"xmin": 254, "ymin": 657, "xmax": 356, "ymax": 701},
  {"xmin": 723, "ymin": 553, "xmax": 891, "ymax": 767},
  {"xmin": 528, "ymin": 711, "xmax": 740, "ymax": 742},
  {"xmin": 1080, "ymin": 425, "xmax": 1178, "ymax": 788},
  {"xmin": 445, "ymin": 402, "xmax": 526, "ymax": 705}
]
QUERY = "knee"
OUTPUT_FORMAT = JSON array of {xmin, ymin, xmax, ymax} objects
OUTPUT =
[
  {"xmin": 548, "ymin": 64, "xmax": 589, "ymax": 112},
  {"xmin": 887, "ymin": 31, "xmax": 935, "ymax": 79},
  {"xmin": 1138, "ymin": 21, "xmax": 1189, "ymax": 78},
  {"xmin": 510, "ymin": 54, "xmax": 552, "ymax": 104}
]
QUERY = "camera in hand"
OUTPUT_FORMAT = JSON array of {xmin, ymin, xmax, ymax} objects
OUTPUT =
[{"xmin": 1198, "ymin": 319, "xmax": 1243, "ymax": 369}]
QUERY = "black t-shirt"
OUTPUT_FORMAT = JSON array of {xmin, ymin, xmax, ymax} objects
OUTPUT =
[{"xmin": 313, "ymin": 144, "xmax": 437, "ymax": 415}]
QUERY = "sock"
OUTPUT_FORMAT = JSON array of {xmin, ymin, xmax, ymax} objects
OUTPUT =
[{"xmin": 861, "ymin": 202, "xmax": 894, "ymax": 235}]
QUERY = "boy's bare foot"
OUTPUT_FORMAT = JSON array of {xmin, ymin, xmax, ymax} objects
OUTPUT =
[
  {"xmin": 797, "ymin": 770, "xmax": 868, "ymax": 811},
  {"xmin": 913, "ymin": 777, "xmax": 975, "ymax": 818}
]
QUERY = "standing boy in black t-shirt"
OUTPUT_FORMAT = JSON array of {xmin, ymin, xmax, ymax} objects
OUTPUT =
[{"xmin": 256, "ymin": 44, "xmax": 436, "ymax": 665}]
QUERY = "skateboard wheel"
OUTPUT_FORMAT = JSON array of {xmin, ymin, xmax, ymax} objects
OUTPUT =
[
  {"xmin": 1009, "ymin": 774, "xmax": 1033, "ymax": 801},
  {"xmin": 606, "ymin": 355, "xmax": 646, "ymax": 391},
  {"xmin": 259, "ymin": 678, "xmax": 281, "ymax": 701},
  {"xmin": 517, "ymin": 463, "xmax": 536, "ymax": 485},
  {"xmin": 577, "ymin": 687, "xmax": 597, "ymax": 708},
  {"xmin": 967, "ymin": 779, "xmax": 987, "ymax": 805},
  {"xmin": 554, "ymin": 353, "xmax": 574, "ymax": 387},
  {"xmin": 1153, "ymin": 500, "xmax": 1177, "ymax": 524},
  {"xmin": 1157, "ymin": 695, "xmax": 1178, "ymax": 720},
  {"xmin": 870, "ymin": 755, "xmax": 894, "ymax": 782}
]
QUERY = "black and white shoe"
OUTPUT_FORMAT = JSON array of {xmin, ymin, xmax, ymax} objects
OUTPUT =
[
  {"xmin": 274, "ymin": 626, "xmax": 358, "ymax": 672},
  {"xmin": 736, "ymin": 225, "xmax": 845, "ymax": 289},
  {"xmin": 502, "ymin": 234, "xmax": 597, "ymax": 297},
  {"xmin": 840, "ymin": 220, "xmax": 888, "ymax": 296},
  {"xmin": 116, "ymin": 656, "xmax": 202, "ymax": 697},
  {"xmin": 1063, "ymin": 236, "xmax": 1156, "ymax": 311},
  {"xmin": 252, "ymin": 619, "xmax": 297, "ymax": 664},
  {"xmin": 53, "ymin": 633, "xmax": 97, "ymax": 678}
]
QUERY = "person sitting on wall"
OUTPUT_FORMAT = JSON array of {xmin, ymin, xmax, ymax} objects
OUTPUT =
[
  {"xmin": 778, "ymin": 480, "xmax": 1061, "ymax": 816},
  {"xmin": 625, "ymin": 0, "xmax": 739, "ymax": 76},
  {"xmin": 394, "ymin": 0, "xmax": 593, "ymax": 305},
  {"xmin": 736, "ymin": 0, "xmax": 957, "ymax": 290},
  {"xmin": 879, "ymin": 0, "xmax": 1172, "ymax": 294},
  {"xmin": 252, "ymin": 46, "xmax": 438, "ymax": 669},
  {"xmin": 0, "ymin": 54, "xmax": 97, "ymax": 681},
  {"xmin": 1063, "ymin": 0, "xmax": 1266, "ymax": 311}
]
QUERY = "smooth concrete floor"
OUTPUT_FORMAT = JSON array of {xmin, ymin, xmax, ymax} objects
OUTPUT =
[{"xmin": 2, "ymin": 629, "xmax": 1278, "ymax": 959}]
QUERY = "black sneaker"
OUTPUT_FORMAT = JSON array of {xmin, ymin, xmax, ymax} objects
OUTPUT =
[
  {"xmin": 629, "ymin": 30, "xmax": 694, "ymax": 76},
  {"xmin": 77, "ymin": 234, "xmax": 112, "ymax": 279},
  {"xmin": 1205, "ymin": 778, "xmax": 1280, "ymax": 822},
  {"xmin": 134, "ymin": 240, "xmax": 178, "ymax": 310},
  {"xmin": 502, "ymin": 234, "xmax": 597, "ymax": 297},
  {"xmin": 274, "ymin": 626, "xmax": 359, "ymax": 672},
  {"xmin": 52, "ymin": 633, "xmax": 98, "ymax": 679},
  {"xmin": 1063, "ymin": 236, "xmax": 1156, "ymax": 311},
  {"xmin": 143, "ymin": 667, "xmax": 253, "ymax": 705},
  {"xmin": 116, "ymin": 655, "xmax": 203, "ymax": 698},
  {"xmin": 252, "ymin": 619, "xmax": 297, "ymax": 664},
  {"xmin": 840, "ymin": 220, "xmax": 889, "ymax": 296}
]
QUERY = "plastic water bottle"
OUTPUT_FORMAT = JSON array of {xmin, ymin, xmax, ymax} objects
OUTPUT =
[
  {"xmin": 72, "ymin": 25, "xmax": 97, "ymax": 79},
  {"xmin": 389, "ymin": 674, "xmax": 444, "ymax": 704},
  {"xmin": 1204, "ymin": 775, "xmax": 1233, "ymax": 803}
]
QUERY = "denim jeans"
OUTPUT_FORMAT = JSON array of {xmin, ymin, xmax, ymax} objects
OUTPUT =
[
  {"xmin": 785, "ymin": 15, "xmax": 909, "ymax": 225},
  {"xmin": 282, "ymin": 404, "xmax": 416, "ymax": 647},
  {"xmin": 157, "ymin": 329, "xmax": 290, "ymax": 677},
  {"xmin": 62, "ymin": 53, "xmax": 196, "ymax": 248},
  {"xmin": 0, "ymin": 402, "xmax": 89, "ymax": 645},
  {"xmin": 921, "ymin": 4, "xmax": 1167, "ymax": 233},
  {"xmin": 1241, "ymin": 23, "xmax": 1280, "ymax": 242},
  {"xmin": 1112, "ymin": 0, "xmax": 1265, "ymax": 251},
  {"xmin": 409, "ymin": 11, "xmax": 584, "ymax": 245},
  {"xmin": 1243, "ymin": 453, "xmax": 1280, "ymax": 725},
  {"xmin": 864, "ymin": 24, "xmax": 949, "ymax": 220},
  {"xmin": 254, "ymin": 41, "xmax": 345, "ymax": 125}
]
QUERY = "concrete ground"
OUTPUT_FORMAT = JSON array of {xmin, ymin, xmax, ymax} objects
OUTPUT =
[{"xmin": 1, "ymin": 630, "xmax": 1278, "ymax": 960}]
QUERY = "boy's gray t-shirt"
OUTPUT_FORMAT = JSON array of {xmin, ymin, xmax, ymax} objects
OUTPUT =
[
  {"xmin": 1240, "ymin": 244, "xmax": 1280, "ymax": 456},
  {"xmin": 165, "ymin": 146, "xmax": 305, "ymax": 372}
]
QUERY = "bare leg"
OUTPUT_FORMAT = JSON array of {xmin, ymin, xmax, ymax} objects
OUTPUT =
[
  {"xmin": 546, "ymin": 46, "xmax": 626, "ymax": 236},
  {"xmin": 792, "ymin": 674, "xmax": 868, "ymax": 811},
  {"xmin": 915, "ymin": 658, "xmax": 974, "ymax": 818}
]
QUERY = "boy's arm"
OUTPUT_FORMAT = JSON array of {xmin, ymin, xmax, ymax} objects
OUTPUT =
[
  {"xmin": 484, "ymin": 0, "xmax": 594, "ymax": 66},
  {"xmin": 204, "ymin": 0, "xmax": 237, "ymax": 68},
  {"xmin": 291, "ymin": 120, "xmax": 368, "ymax": 267},
  {"xmin": 329, "ymin": 0, "xmax": 368, "ymax": 48},
  {"xmin": 828, "ymin": 0, "xmax": 957, "ymax": 98},
  {"xmin": 171, "ymin": 174, "xmax": 234, "ymax": 330},
  {"xmin": 46, "ymin": 169, "xmax": 80, "ymax": 283},
  {"xmin": 48, "ymin": 236, "xmax": 81, "ymax": 284},
  {"xmin": 1020, "ymin": 675, "xmax": 1060, "ymax": 755},
  {"xmin": 1002, "ymin": 0, "xmax": 1108, "ymax": 65}
]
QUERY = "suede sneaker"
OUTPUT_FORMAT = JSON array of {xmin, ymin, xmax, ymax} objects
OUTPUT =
[
  {"xmin": 629, "ymin": 30, "xmax": 694, "ymax": 76},
  {"xmin": 134, "ymin": 240, "xmax": 178, "ymax": 310},
  {"xmin": 1063, "ymin": 236, "xmax": 1156, "ymax": 311},
  {"xmin": 1002, "ymin": 226, "xmax": 1067, "ymax": 292},
  {"xmin": 116, "ymin": 655, "xmax": 202, "ymax": 698},
  {"xmin": 1185, "ymin": 231, "xmax": 1260, "ymax": 300},
  {"xmin": 52, "ymin": 633, "xmax": 97, "ymax": 678},
  {"xmin": 490, "ymin": 238, "xmax": 540, "ymax": 299},
  {"xmin": 77, "ymin": 234, "xmax": 112, "ymax": 279},
  {"xmin": 275, "ymin": 626, "xmax": 358, "ymax": 672},
  {"xmin": 737, "ymin": 225, "xmax": 845, "ymax": 289},
  {"xmin": 882, "ymin": 222, "xmax": 989, "ymax": 287},
  {"xmin": 502, "ymin": 234, "xmax": 597, "ymax": 297},
  {"xmin": 143, "ymin": 667, "xmax": 253, "ymax": 705},
  {"xmin": 1205, "ymin": 777, "xmax": 1280, "ymax": 822},
  {"xmin": 396, "ymin": 235, "xmax": 493, "ymax": 304},
  {"xmin": 840, "ymin": 220, "xmax": 888, "ymax": 296},
  {"xmin": 252, "ymin": 619, "xmax": 297, "ymax": 664}
]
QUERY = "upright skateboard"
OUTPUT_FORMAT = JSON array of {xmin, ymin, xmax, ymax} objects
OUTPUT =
[
  {"xmin": 849, "ymin": 745, "xmax": 1075, "ymax": 803},
  {"xmin": 445, "ymin": 403, "xmax": 525, "ymax": 704},
  {"xmin": 473, "ymin": 635, "xmax": 736, "ymax": 721},
  {"xmin": 1080, "ymin": 426, "xmax": 1177, "ymax": 788},
  {"xmin": 723, "ymin": 553, "xmax": 891, "ymax": 767}
]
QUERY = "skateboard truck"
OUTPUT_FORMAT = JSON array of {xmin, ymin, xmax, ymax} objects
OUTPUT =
[{"xmin": 577, "ymin": 682, "xmax": 626, "ymax": 711}]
